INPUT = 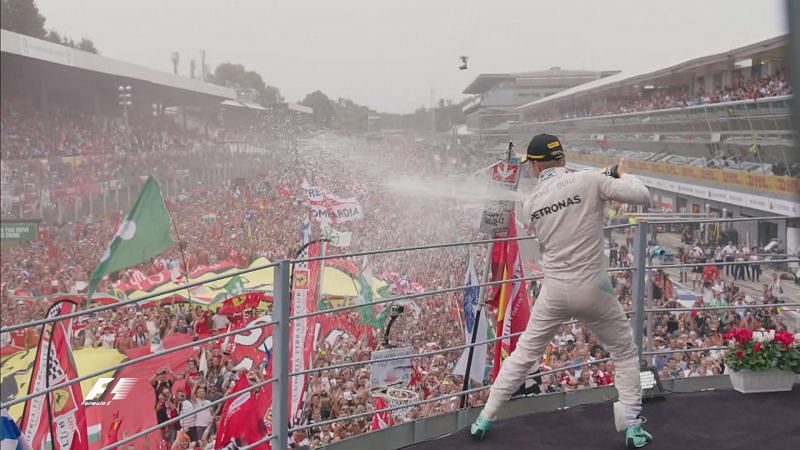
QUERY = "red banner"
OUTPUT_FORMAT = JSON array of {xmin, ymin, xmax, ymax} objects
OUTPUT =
[
  {"xmin": 487, "ymin": 211, "xmax": 531, "ymax": 381},
  {"xmin": 21, "ymin": 300, "xmax": 90, "ymax": 450},
  {"xmin": 288, "ymin": 240, "xmax": 322, "ymax": 425}
]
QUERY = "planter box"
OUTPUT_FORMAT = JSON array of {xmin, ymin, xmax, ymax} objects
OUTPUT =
[{"xmin": 729, "ymin": 368, "xmax": 796, "ymax": 394}]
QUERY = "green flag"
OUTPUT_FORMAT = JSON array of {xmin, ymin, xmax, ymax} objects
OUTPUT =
[
  {"xmin": 357, "ymin": 264, "xmax": 388, "ymax": 328},
  {"xmin": 213, "ymin": 275, "xmax": 246, "ymax": 303},
  {"xmin": 88, "ymin": 176, "xmax": 175, "ymax": 297}
]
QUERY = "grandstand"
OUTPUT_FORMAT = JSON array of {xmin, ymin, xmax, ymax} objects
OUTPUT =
[
  {"xmin": 500, "ymin": 35, "xmax": 799, "ymax": 253},
  {"xmin": 462, "ymin": 67, "xmax": 619, "ymax": 142}
]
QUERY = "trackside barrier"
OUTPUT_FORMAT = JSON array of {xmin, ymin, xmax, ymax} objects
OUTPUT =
[{"xmin": 2, "ymin": 216, "xmax": 797, "ymax": 449}]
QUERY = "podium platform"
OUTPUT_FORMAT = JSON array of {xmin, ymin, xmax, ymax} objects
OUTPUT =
[{"xmin": 408, "ymin": 387, "xmax": 800, "ymax": 450}]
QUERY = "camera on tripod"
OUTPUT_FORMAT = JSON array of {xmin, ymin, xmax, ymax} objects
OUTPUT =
[{"xmin": 383, "ymin": 304, "xmax": 405, "ymax": 348}]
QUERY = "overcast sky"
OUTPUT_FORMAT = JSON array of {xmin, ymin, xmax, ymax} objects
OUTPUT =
[{"xmin": 35, "ymin": 0, "xmax": 787, "ymax": 113}]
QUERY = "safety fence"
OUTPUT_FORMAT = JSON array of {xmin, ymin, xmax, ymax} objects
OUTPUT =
[{"xmin": 1, "ymin": 216, "xmax": 798, "ymax": 450}]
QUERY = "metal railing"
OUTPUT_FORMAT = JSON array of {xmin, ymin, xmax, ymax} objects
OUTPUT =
[{"xmin": 2, "ymin": 216, "xmax": 798, "ymax": 449}]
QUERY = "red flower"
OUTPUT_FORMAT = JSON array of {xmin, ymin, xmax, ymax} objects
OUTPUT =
[
  {"xmin": 734, "ymin": 328, "xmax": 753, "ymax": 344},
  {"xmin": 774, "ymin": 330, "xmax": 795, "ymax": 349},
  {"xmin": 723, "ymin": 331, "xmax": 735, "ymax": 341},
  {"xmin": 753, "ymin": 343, "xmax": 763, "ymax": 353},
  {"xmin": 736, "ymin": 349, "xmax": 745, "ymax": 359}
]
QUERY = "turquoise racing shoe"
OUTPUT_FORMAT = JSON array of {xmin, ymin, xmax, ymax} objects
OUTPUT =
[
  {"xmin": 470, "ymin": 413, "xmax": 494, "ymax": 440},
  {"xmin": 624, "ymin": 420, "xmax": 653, "ymax": 448}
]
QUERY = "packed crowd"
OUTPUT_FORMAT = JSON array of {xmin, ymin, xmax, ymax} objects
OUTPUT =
[
  {"xmin": 2, "ymin": 99, "xmax": 798, "ymax": 449},
  {"xmin": 540, "ymin": 70, "xmax": 792, "ymax": 121}
]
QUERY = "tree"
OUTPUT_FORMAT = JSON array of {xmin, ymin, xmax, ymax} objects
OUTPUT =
[
  {"xmin": 1, "ymin": 0, "xmax": 46, "ymax": 38},
  {"xmin": 41, "ymin": 28, "xmax": 99, "ymax": 54},
  {"xmin": 300, "ymin": 90, "xmax": 335, "ymax": 126},
  {"xmin": 259, "ymin": 85, "xmax": 283, "ymax": 106},
  {"xmin": 1, "ymin": 1, "xmax": 100, "ymax": 54},
  {"xmin": 213, "ymin": 63, "xmax": 283, "ymax": 106},
  {"xmin": 77, "ymin": 37, "xmax": 99, "ymax": 54},
  {"xmin": 43, "ymin": 28, "xmax": 62, "ymax": 44}
]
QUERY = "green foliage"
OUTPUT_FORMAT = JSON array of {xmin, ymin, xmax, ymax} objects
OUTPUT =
[
  {"xmin": 213, "ymin": 63, "xmax": 283, "ymax": 106},
  {"xmin": 1, "ymin": 0, "xmax": 46, "ymax": 38},
  {"xmin": 300, "ymin": 90, "xmax": 335, "ymax": 126},
  {"xmin": 77, "ymin": 37, "xmax": 98, "ymax": 54},
  {"xmin": 1, "ymin": 0, "xmax": 99, "ymax": 54},
  {"xmin": 724, "ymin": 338, "xmax": 800, "ymax": 373}
]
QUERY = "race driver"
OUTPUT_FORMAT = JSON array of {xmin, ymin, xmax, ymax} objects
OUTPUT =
[{"xmin": 471, "ymin": 133, "xmax": 654, "ymax": 448}]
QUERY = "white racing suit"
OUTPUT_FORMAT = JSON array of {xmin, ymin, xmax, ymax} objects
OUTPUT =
[{"xmin": 483, "ymin": 166, "xmax": 651, "ymax": 430}]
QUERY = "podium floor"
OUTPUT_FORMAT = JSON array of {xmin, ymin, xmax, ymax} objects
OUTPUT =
[{"xmin": 409, "ymin": 387, "xmax": 800, "ymax": 450}]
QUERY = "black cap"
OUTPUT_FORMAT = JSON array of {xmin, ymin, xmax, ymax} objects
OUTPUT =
[{"xmin": 522, "ymin": 133, "xmax": 564, "ymax": 163}]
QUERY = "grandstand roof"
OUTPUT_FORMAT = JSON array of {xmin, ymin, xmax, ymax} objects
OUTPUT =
[
  {"xmin": 516, "ymin": 34, "xmax": 788, "ymax": 113},
  {"xmin": 463, "ymin": 67, "xmax": 618, "ymax": 94},
  {"xmin": 0, "ymin": 29, "xmax": 236, "ymax": 101},
  {"xmin": 288, "ymin": 103, "xmax": 313, "ymax": 115}
]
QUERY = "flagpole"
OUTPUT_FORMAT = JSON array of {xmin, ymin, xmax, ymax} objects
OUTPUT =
[
  {"xmin": 459, "ymin": 241, "xmax": 493, "ymax": 408},
  {"xmin": 45, "ymin": 319, "xmax": 57, "ymax": 450},
  {"xmin": 316, "ymin": 239, "xmax": 327, "ymax": 308},
  {"xmin": 43, "ymin": 300, "xmax": 77, "ymax": 450},
  {"xmin": 169, "ymin": 208, "xmax": 193, "ymax": 303}
]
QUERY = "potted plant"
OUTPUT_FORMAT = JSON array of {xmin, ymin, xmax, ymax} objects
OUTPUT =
[{"xmin": 724, "ymin": 328, "xmax": 800, "ymax": 393}]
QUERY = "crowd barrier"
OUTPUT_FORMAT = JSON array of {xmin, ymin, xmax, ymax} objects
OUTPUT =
[{"xmin": 1, "ymin": 216, "xmax": 797, "ymax": 450}]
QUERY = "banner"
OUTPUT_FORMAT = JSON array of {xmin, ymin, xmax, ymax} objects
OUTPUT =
[
  {"xmin": 370, "ymin": 347, "xmax": 414, "ymax": 389},
  {"xmin": 0, "ymin": 222, "xmax": 40, "ymax": 242},
  {"xmin": 288, "ymin": 239, "xmax": 322, "ymax": 424},
  {"xmin": 570, "ymin": 153, "xmax": 800, "ymax": 195},
  {"xmin": 20, "ymin": 300, "xmax": 89, "ymax": 450},
  {"xmin": 302, "ymin": 181, "xmax": 364, "ymax": 224},
  {"xmin": 311, "ymin": 199, "xmax": 364, "ymax": 224}
]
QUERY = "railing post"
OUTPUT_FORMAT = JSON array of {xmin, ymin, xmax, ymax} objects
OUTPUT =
[
  {"xmin": 272, "ymin": 260, "xmax": 291, "ymax": 450},
  {"xmin": 630, "ymin": 221, "xmax": 648, "ymax": 365}
]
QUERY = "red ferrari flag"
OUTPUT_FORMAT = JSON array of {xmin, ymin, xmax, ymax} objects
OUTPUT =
[
  {"xmin": 20, "ymin": 300, "xmax": 90, "ymax": 450},
  {"xmin": 371, "ymin": 397, "xmax": 393, "ymax": 431},
  {"xmin": 215, "ymin": 374, "xmax": 269, "ymax": 450},
  {"xmin": 486, "ymin": 211, "xmax": 531, "ymax": 380}
]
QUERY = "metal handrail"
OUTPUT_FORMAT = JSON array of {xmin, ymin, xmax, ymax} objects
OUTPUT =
[
  {"xmin": 280, "ymin": 356, "xmax": 614, "ymax": 436},
  {"xmin": 291, "ymin": 331, "xmax": 527, "ymax": 378},
  {"xmin": 290, "ymin": 310, "xmax": 632, "ymax": 378},
  {"xmin": 0, "ymin": 319, "xmax": 277, "ymax": 409},
  {"xmin": 291, "ymin": 234, "xmax": 539, "ymax": 265},
  {"xmin": 0, "ymin": 260, "xmax": 280, "ymax": 333},
  {"xmin": 643, "ymin": 346, "xmax": 728, "ymax": 356},
  {"xmin": 646, "ymin": 258, "xmax": 799, "ymax": 271},
  {"xmin": 645, "ymin": 216, "xmax": 799, "ymax": 225},
  {"xmin": 291, "ymin": 273, "xmax": 544, "ymax": 321},
  {"xmin": 644, "ymin": 303, "xmax": 800, "ymax": 314}
]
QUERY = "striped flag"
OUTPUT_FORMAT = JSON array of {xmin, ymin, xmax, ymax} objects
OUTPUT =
[
  {"xmin": 20, "ymin": 301, "xmax": 90, "ymax": 450},
  {"xmin": 86, "ymin": 424, "xmax": 101, "ymax": 443}
]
